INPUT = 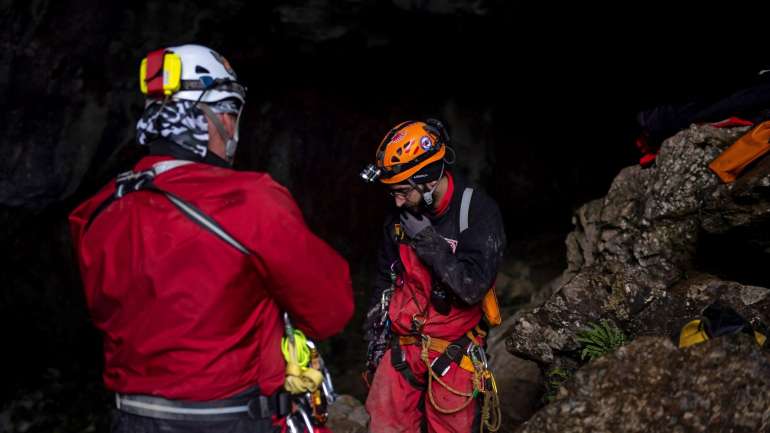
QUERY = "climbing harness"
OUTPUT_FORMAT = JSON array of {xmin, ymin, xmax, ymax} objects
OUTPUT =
[
  {"xmin": 114, "ymin": 386, "xmax": 291, "ymax": 421},
  {"xmin": 390, "ymin": 325, "xmax": 500, "ymax": 432}
]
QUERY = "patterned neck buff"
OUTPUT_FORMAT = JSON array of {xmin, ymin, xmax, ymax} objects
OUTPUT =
[{"xmin": 136, "ymin": 99, "xmax": 241, "ymax": 158}]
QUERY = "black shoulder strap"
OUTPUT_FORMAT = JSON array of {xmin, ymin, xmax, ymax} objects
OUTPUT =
[
  {"xmin": 84, "ymin": 168, "xmax": 157, "ymax": 231},
  {"xmin": 85, "ymin": 194, "xmax": 119, "ymax": 231},
  {"xmin": 390, "ymin": 336, "xmax": 426, "ymax": 390}
]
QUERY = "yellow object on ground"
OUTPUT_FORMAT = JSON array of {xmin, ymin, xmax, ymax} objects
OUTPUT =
[{"xmin": 678, "ymin": 319, "xmax": 709, "ymax": 349}]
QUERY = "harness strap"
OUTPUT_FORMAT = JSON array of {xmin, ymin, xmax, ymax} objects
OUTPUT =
[
  {"xmin": 160, "ymin": 186, "xmax": 252, "ymax": 255},
  {"xmin": 397, "ymin": 335, "xmax": 476, "ymax": 374},
  {"xmin": 459, "ymin": 187, "xmax": 473, "ymax": 233},
  {"xmin": 430, "ymin": 335, "xmax": 474, "ymax": 377},
  {"xmin": 198, "ymin": 103, "xmax": 231, "ymax": 145},
  {"xmin": 85, "ymin": 160, "xmax": 254, "ymax": 257},
  {"xmin": 86, "ymin": 160, "xmax": 192, "ymax": 230},
  {"xmin": 390, "ymin": 335, "xmax": 427, "ymax": 390},
  {"xmin": 115, "ymin": 388, "xmax": 291, "ymax": 421},
  {"xmin": 180, "ymin": 78, "xmax": 246, "ymax": 96},
  {"xmin": 394, "ymin": 325, "xmax": 486, "ymax": 380}
]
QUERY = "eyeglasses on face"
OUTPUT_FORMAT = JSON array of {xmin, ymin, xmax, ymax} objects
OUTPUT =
[{"xmin": 387, "ymin": 186, "xmax": 416, "ymax": 198}]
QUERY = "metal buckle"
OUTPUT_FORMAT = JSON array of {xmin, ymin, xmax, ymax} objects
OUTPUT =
[
  {"xmin": 115, "ymin": 170, "xmax": 155, "ymax": 198},
  {"xmin": 444, "ymin": 343, "xmax": 463, "ymax": 362},
  {"xmin": 411, "ymin": 314, "xmax": 426, "ymax": 333}
]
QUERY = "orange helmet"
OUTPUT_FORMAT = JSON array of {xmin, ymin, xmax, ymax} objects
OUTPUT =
[{"xmin": 373, "ymin": 120, "xmax": 449, "ymax": 184}]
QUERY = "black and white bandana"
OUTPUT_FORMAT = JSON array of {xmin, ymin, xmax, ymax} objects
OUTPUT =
[{"xmin": 136, "ymin": 99, "xmax": 241, "ymax": 157}]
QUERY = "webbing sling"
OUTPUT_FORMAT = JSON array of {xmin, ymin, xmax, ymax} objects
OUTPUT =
[
  {"xmin": 427, "ymin": 326, "xmax": 485, "ymax": 377},
  {"xmin": 86, "ymin": 160, "xmax": 254, "ymax": 256},
  {"xmin": 459, "ymin": 187, "xmax": 473, "ymax": 233},
  {"xmin": 391, "ymin": 335, "xmax": 427, "ymax": 390}
]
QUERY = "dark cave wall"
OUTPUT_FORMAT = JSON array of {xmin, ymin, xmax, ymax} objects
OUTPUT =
[
  {"xmin": 4, "ymin": 1, "xmax": 768, "ymax": 219},
  {"xmin": 2, "ymin": 0, "xmax": 650, "ymax": 221},
  {"xmin": 4, "ymin": 0, "xmax": 770, "ymax": 407}
]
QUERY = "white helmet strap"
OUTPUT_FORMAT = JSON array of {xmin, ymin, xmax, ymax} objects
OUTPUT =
[
  {"xmin": 198, "ymin": 103, "xmax": 240, "ymax": 164},
  {"xmin": 227, "ymin": 109, "xmax": 243, "ymax": 161},
  {"xmin": 423, "ymin": 163, "xmax": 445, "ymax": 206}
]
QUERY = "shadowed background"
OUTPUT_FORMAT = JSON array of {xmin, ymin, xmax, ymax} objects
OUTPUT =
[{"xmin": 1, "ymin": 1, "xmax": 767, "ymax": 427}]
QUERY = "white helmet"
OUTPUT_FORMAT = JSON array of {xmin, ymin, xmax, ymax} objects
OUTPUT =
[
  {"xmin": 167, "ymin": 44, "xmax": 246, "ymax": 105},
  {"xmin": 140, "ymin": 44, "xmax": 246, "ymax": 105}
]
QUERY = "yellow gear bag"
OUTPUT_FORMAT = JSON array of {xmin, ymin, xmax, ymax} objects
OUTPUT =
[
  {"xmin": 678, "ymin": 319, "xmax": 710, "ymax": 348},
  {"xmin": 678, "ymin": 302, "xmax": 767, "ymax": 349}
]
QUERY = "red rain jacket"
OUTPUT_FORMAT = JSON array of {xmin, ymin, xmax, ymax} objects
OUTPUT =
[{"xmin": 69, "ymin": 155, "xmax": 353, "ymax": 401}]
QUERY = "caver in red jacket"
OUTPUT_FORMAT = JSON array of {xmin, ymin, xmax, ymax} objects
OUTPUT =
[{"xmin": 69, "ymin": 153, "xmax": 353, "ymax": 401}]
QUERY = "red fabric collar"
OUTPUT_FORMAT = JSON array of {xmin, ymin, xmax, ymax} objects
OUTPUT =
[
  {"xmin": 134, "ymin": 155, "xmax": 177, "ymax": 171},
  {"xmin": 432, "ymin": 172, "xmax": 454, "ymax": 217}
]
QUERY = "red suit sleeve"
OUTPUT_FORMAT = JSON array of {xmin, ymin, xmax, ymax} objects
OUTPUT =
[{"xmin": 251, "ymin": 180, "xmax": 354, "ymax": 340}]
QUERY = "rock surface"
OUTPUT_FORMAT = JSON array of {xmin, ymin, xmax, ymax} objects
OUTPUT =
[
  {"xmin": 508, "ymin": 124, "xmax": 770, "ymax": 432},
  {"xmin": 518, "ymin": 335, "xmax": 770, "ymax": 433}
]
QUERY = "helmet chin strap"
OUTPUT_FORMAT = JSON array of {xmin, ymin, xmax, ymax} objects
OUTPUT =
[
  {"xmin": 225, "ymin": 108, "xmax": 243, "ymax": 161},
  {"xmin": 408, "ymin": 162, "xmax": 445, "ymax": 208},
  {"xmin": 198, "ymin": 103, "xmax": 241, "ymax": 164}
]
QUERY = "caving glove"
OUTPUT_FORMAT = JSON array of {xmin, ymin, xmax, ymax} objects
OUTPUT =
[{"xmin": 400, "ymin": 211, "xmax": 432, "ymax": 239}]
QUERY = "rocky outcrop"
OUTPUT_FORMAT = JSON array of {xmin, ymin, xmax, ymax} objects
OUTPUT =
[
  {"xmin": 486, "ymin": 239, "xmax": 567, "ymax": 432},
  {"xmin": 518, "ymin": 335, "xmax": 770, "ymax": 433},
  {"xmin": 507, "ymin": 123, "xmax": 770, "ymax": 431},
  {"xmin": 486, "ymin": 315, "xmax": 543, "ymax": 432},
  {"xmin": 507, "ymin": 124, "xmax": 770, "ymax": 367},
  {"xmin": 326, "ymin": 394, "xmax": 369, "ymax": 433}
]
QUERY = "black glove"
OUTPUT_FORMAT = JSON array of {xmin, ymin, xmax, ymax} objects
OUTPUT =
[{"xmin": 400, "ymin": 211, "xmax": 432, "ymax": 239}]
